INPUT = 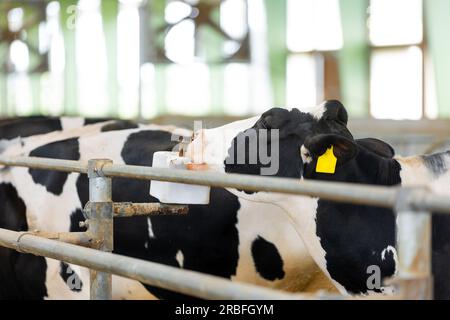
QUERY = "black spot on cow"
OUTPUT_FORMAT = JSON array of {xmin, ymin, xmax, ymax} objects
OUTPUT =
[
  {"xmin": 432, "ymin": 213, "xmax": 450, "ymax": 300},
  {"xmin": 83, "ymin": 118, "xmax": 113, "ymax": 126},
  {"xmin": 116, "ymin": 130, "xmax": 180, "ymax": 217},
  {"xmin": 121, "ymin": 130, "xmax": 180, "ymax": 167},
  {"xmin": 76, "ymin": 175, "xmax": 89, "ymax": 209},
  {"xmin": 60, "ymin": 262, "xmax": 83, "ymax": 292},
  {"xmin": 69, "ymin": 209, "xmax": 87, "ymax": 233},
  {"xmin": 101, "ymin": 121, "xmax": 139, "ymax": 132},
  {"xmin": 251, "ymin": 236, "xmax": 285, "ymax": 281},
  {"xmin": 29, "ymin": 138, "xmax": 80, "ymax": 195},
  {"xmin": 422, "ymin": 151, "xmax": 449, "ymax": 177},
  {"xmin": 0, "ymin": 117, "xmax": 62, "ymax": 140},
  {"xmin": 0, "ymin": 183, "xmax": 47, "ymax": 299}
]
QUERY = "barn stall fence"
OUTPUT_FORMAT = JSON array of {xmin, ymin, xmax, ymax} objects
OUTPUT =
[{"xmin": 0, "ymin": 156, "xmax": 449, "ymax": 300}]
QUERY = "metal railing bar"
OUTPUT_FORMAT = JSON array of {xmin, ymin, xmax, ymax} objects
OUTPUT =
[
  {"xmin": 0, "ymin": 156, "xmax": 87, "ymax": 174},
  {"xmin": 0, "ymin": 156, "xmax": 449, "ymax": 213},
  {"xmin": 0, "ymin": 228, "xmax": 344, "ymax": 300}
]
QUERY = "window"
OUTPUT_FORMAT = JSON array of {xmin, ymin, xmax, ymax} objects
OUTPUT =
[
  {"xmin": 286, "ymin": 0, "xmax": 343, "ymax": 108},
  {"xmin": 117, "ymin": 0, "xmax": 140, "ymax": 118},
  {"xmin": 41, "ymin": 1, "xmax": 65, "ymax": 115},
  {"xmin": 369, "ymin": 0, "xmax": 437, "ymax": 120},
  {"xmin": 139, "ymin": 0, "xmax": 270, "ymax": 116},
  {"xmin": 76, "ymin": 0, "xmax": 108, "ymax": 117},
  {"xmin": 369, "ymin": 0, "xmax": 422, "ymax": 46},
  {"xmin": 287, "ymin": 0, "xmax": 343, "ymax": 52},
  {"xmin": 370, "ymin": 46, "xmax": 423, "ymax": 120},
  {"xmin": 2, "ymin": 2, "xmax": 53, "ymax": 116}
]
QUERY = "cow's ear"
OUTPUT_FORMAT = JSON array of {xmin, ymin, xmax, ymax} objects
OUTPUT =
[
  {"xmin": 255, "ymin": 108, "xmax": 290, "ymax": 130},
  {"xmin": 322, "ymin": 100, "xmax": 348, "ymax": 125},
  {"xmin": 305, "ymin": 134, "xmax": 357, "ymax": 163},
  {"xmin": 356, "ymin": 138, "xmax": 395, "ymax": 159}
]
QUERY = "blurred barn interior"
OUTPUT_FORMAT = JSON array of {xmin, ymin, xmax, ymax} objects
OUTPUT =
[{"xmin": 1, "ymin": 0, "xmax": 450, "ymax": 155}]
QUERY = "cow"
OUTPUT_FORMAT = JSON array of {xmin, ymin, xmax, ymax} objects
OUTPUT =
[
  {"xmin": 0, "ymin": 116, "xmax": 111, "ymax": 141},
  {"xmin": 186, "ymin": 101, "xmax": 450, "ymax": 299},
  {"xmin": 0, "ymin": 101, "xmax": 353, "ymax": 299}
]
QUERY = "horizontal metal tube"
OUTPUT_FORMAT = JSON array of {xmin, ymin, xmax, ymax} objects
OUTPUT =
[
  {"xmin": 0, "ymin": 228, "xmax": 343, "ymax": 300},
  {"xmin": 103, "ymin": 164, "xmax": 399, "ymax": 208},
  {"xmin": 29, "ymin": 231, "xmax": 92, "ymax": 247},
  {"xmin": 102, "ymin": 164, "xmax": 450, "ymax": 214},
  {"xmin": 0, "ymin": 156, "xmax": 87, "ymax": 174},
  {"xmin": 113, "ymin": 203, "xmax": 188, "ymax": 217},
  {"xmin": 0, "ymin": 156, "xmax": 449, "ymax": 213}
]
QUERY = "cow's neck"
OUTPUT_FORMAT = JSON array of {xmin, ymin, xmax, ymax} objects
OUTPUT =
[
  {"xmin": 274, "ymin": 195, "xmax": 347, "ymax": 293},
  {"xmin": 227, "ymin": 189, "xmax": 331, "ymax": 283}
]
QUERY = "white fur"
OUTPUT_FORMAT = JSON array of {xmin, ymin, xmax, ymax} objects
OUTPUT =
[
  {"xmin": 395, "ymin": 156, "xmax": 435, "ymax": 186},
  {"xmin": 428, "ymin": 173, "xmax": 450, "ymax": 196},
  {"xmin": 60, "ymin": 117, "xmax": 85, "ymax": 131},
  {"xmin": 232, "ymin": 197, "xmax": 322, "ymax": 291},
  {"xmin": 186, "ymin": 116, "xmax": 260, "ymax": 169},
  {"xmin": 147, "ymin": 217, "xmax": 155, "ymax": 239},
  {"xmin": 176, "ymin": 250, "xmax": 184, "ymax": 268},
  {"xmin": 300, "ymin": 145, "xmax": 312, "ymax": 164},
  {"xmin": 305, "ymin": 101, "xmax": 327, "ymax": 120}
]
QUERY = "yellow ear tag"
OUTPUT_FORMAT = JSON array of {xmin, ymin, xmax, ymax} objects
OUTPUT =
[{"xmin": 316, "ymin": 146, "xmax": 337, "ymax": 174}]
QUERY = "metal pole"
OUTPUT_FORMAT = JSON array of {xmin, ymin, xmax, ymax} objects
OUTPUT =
[
  {"xmin": 87, "ymin": 159, "xmax": 113, "ymax": 300},
  {"xmin": 395, "ymin": 188, "xmax": 433, "ymax": 300},
  {"xmin": 0, "ymin": 156, "xmax": 450, "ymax": 213},
  {"xmin": 0, "ymin": 156, "xmax": 87, "ymax": 174}
]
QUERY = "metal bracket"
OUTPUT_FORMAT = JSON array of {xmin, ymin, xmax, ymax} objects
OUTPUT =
[
  {"xmin": 87, "ymin": 158, "xmax": 111, "ymax": 179},
  {"xmin": 84, "ymin": 202, "xmax": 188, "ymax": 218},
  {"xmin": 28, "ymin": 230, "xmax": 93, "ymax": 247}
]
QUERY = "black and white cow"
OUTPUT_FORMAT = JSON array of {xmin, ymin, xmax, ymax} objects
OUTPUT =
[
  {"xmin": 0, "ymin": 116, "xmax": 113, "ymax": 141},
  {"xmin": 187, "ymin": 102, "xmax": 450, "ymax": 299},
  {"xmin": 0, "ymin": 102, "xmax": 354, "ymax": 299}
]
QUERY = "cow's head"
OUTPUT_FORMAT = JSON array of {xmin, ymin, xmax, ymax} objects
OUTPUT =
[
  {"xmin": 186, "ymin": 100, "xmax": 352, "ymax": 199},
  {"xmin": 301, "ymin": 133, "xmax": 398, "ymax": 185},
  {"xmin": 299, "ymin": 135, "xmax": 402, "ymax": 295}
]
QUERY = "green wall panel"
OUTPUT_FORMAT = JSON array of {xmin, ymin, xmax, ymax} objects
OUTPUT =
[
  {"xmin": 338, "ymin": 0, "xmax": 370, "ymax": 118},
  {"xmin": 425, "ymin": 0, "xmax": 450, "ymax": 118}
]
